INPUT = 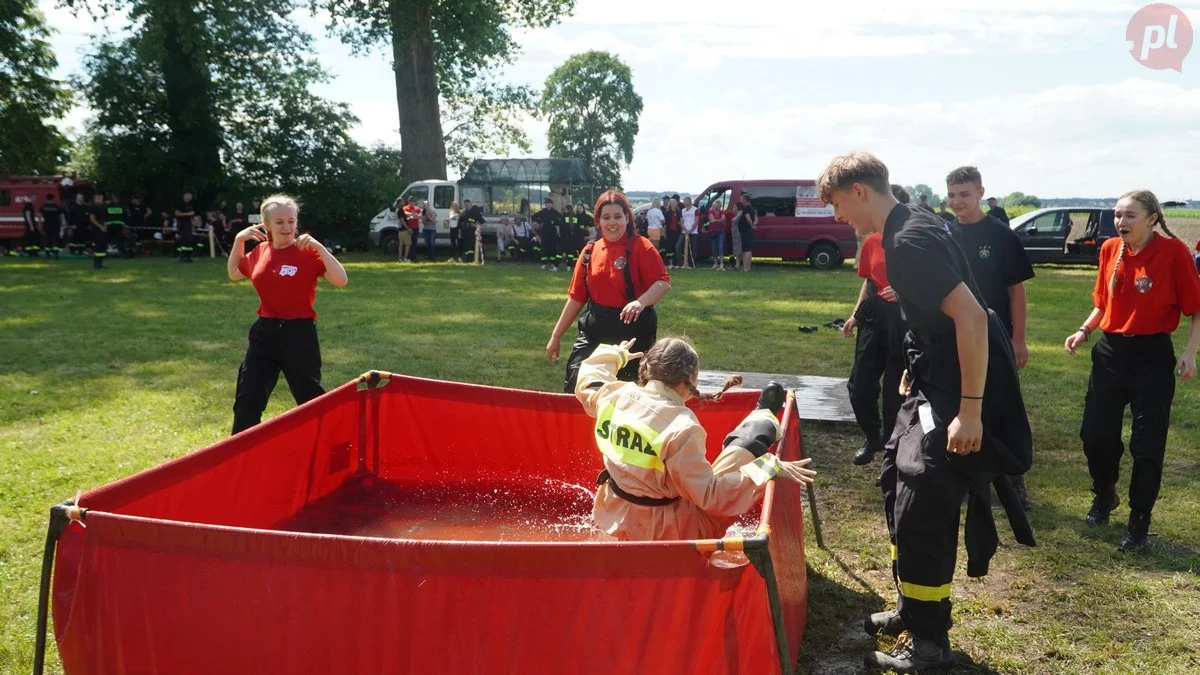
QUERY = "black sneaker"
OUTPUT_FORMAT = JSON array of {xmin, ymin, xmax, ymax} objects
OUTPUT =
[
  {"xmin": 865, "ymin": 631, "xmax": 956, "ymax": 672},
  {"xmin": 1085, "ymin": 490, "xmax": 1119, "ymax": 526},
  {"xmin": 863, "ymin": 609, "xmax": 904, "ymax": 638},
  {"xmin": 853, "ymin": 439, "xmax": 881, "ymax": 466},
  {"xmin": 1119, "ymin": 512, "xmax": 1150, "ymax": 554},
  {"xmin": 1009, "ymin": 474, "xmax": 1033, "ymax": 512}
]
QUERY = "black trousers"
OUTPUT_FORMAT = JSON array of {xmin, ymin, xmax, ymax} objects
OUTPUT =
[
  {"xmin": 449, "ymin": 227, "xmax": 460, "ymax": 257},
  {"xmin": 1081, "ymin": 332, "xmax": 1175, "ymax": 515},
  {"xmin": 882, "ymin": 310, "xmax": 1033, "ymax": 642},
  {"xmin": 457, "ymin": 226, "xmax": 475, "ymax": 260},
  {"xmin": 231, "ymin": 318, "xmax": 325, "ymax": 435},
  {"xmin": 848, "ymin": 298, "xmax": 906, "ymax": 449},
  {"xmin": 539, "ymin": 233, "xmax": 559, "ymax": 266},
  {"xmin": 664, "ymin": 228, "xmax": 680, "ymax": 265},
  {"xmin": 883, "ymin": 397, "xmax": 971, "ymax": 640},
  {"xmin": 562, "ymin": 304, "xmax": 657, "ymax": 393},
  {"xmin": 44, "ymin": 223, "xmax": 62, "ymax": 253}
]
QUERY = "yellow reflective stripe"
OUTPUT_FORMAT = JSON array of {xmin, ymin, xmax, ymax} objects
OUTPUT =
[
  {"xmin": 890, "ymin": 544, "xmax": 898, "ymax": 561},
  {"xmin": 899, "ymin": 580, "xmax": 952, "ymax": 602},
  {"xmin": 742, "ymin": 454, "xmax": 780, "ymax": 486},
  {"xmin": 594, "ymin": 401, "xmax": 665, "ymax": 471},
  {"xmin": 592, "ymin": 344, "xmax": 628, "ymax": 370}
]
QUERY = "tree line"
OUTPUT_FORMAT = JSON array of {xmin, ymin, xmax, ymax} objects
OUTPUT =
[{"xmin": 2, "ymin": 1, "xmax": 643, "ymax": 244}]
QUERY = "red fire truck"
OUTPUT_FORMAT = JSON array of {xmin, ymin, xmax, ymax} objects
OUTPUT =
[{"xmin": 0, "ymin": 175, "xmax": 95, "ymax": 248}]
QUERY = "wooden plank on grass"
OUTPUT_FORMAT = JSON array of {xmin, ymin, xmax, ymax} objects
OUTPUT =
[{"xmin": 697, "ymin": 371, "xmax": 855, "ymax": 423}]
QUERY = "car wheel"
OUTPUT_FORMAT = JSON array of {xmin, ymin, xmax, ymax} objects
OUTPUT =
[
  {"xmin": 380, "ymin": 232, "xmax": 398, "ymax": 255},
  {"xmin": 808, "ymin": 243, "xmax": 842, "ymax": 270}
]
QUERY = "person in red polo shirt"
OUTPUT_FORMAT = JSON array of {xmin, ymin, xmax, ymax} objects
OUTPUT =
[
  {"xmin": 1065, "ymin": 190, "xmax": 1200, "ymax": 553},
  {"xmin": 547, "ymin": 189, "xmax": 672, "ymax": 393},
  {"xmin": 226, "ymin": 194, "xmax": 349, "ymax": 435},
  {"xmin": 841, "ymin": 185, "xmax": 910, "ymax": 466}
]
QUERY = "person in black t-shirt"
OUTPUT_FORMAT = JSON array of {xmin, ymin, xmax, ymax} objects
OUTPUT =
[
  {"xmin": 175, "ymin": 192, "xmax": 198, "ymax": 263},
  {"xmin": 67, "ymin": 193, "xmax": 90, "ymax": 256},
  {"xmin": 20, "ymin": 193, "xmax": 41, "ymax": 257},
  {"xmin": 945, "ymin": 168, "xmax": 1034, "ymax": 353},
  {"xmin": 87, "ymin": 193, "xmax": 109, "ymax": 269},
  {"xmin": 986, "ymin": 197, "xmax": 1010, "ymax": 224},
  {"xmin": 946, "ymin": 167, "xmax": 1036, "ymax": 510},
  {"xmin": 40, "ymin": 193, "xmax": 65, "ymax": 259},
  {"xmin": 735, "ymin": 192, "xmax": 757, "ymax": 272},
  {"xmin": 534, "ymin": 198, "xmax": 563, "ymax": 271},
  {"xmin": 818, "ymin": 151, "xmax": 1033, "ymax": 673}
]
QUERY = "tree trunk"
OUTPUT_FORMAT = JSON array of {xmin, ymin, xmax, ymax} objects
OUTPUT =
[
  {"xmin": 390, "ymin": 0, "xmax": 447, "ymax": 184},
  {"xmin": 158, "ymin": 3, "xmax": 224, "ymax": 204}
]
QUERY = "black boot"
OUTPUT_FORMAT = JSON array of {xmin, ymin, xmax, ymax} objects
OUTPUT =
[
  {"xmin": 863, "ymin": 609, "xmax": 904, "ymax": 638},
  {"xmin": 1009, "ymin": 474, "xmax": 1033, "ymax": 512},
  {"xmin": 1085, "ymin": 489, "xmax": 1119, "ymax": 526},
  {"xmin": 865, "ymin": 631, "xmax": 956, "ymax": 672},
  {"xmin": 756, "ymin": 381, "xmax": 786, "ymax": 415},
  {"xmin": 854, "ymin": 437, "xmax": 882, "ymax": 466},
  {"xmin": 1119, "ymin": 512, "xmax": 1150, "ymax": 554}
]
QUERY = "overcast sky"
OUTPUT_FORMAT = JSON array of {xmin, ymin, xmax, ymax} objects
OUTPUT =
[{"xmin": 43, "ymin": 0, "xmax": 1200, "ymax": 199}]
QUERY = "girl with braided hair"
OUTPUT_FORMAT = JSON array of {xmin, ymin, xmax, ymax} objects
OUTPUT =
[
  {"xmin": 1065, "ymin": 190, "xmax": 1200, "ymax": 553},
  {"xmin": 574, "ymin": 337, "xmax": 817, "ymax": 541}
]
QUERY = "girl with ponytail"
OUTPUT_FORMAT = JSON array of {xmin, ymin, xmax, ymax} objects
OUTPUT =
[
  {"xmin": 572, "ymin": 336, "xmax": 817, "ymax": 542},
  {"xmin": 1064, "ymin": 190, "xmax": 1200, "ymax": 554}
]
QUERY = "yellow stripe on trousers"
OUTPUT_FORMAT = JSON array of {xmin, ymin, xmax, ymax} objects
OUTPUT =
[{"xmin": 899, "ymin": 580, "xmax": 952, "ymax": 603}]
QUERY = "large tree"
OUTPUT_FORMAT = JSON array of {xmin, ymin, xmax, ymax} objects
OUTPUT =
[
  {"xmin": 540, "ymin": 50, "xmax": 642, "ymax": 191},
  {"xmin": 73, "ymin": 0, "xmax": 359, "ymax": 207},
  {"xmin": 317, "ymin": 0, "xmax": 574, "ymax": 183},
  {"xmin": 0, "ymin": 1, "xmax": 71, "ymax": 173}
]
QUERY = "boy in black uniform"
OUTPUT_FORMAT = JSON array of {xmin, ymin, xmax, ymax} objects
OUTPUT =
[
  {"xmin": 175, "ymin": 192, "xmax": 198, "ymax": 263},
  {"xmin": 460, "ymin": 199, "xmax": 486, "ymax": 262},
  {"xmin": 103, "ymin": 194, "xmax": 128, "ymax": 259},
  {"xmin": 946, "ymin": 166, "xmax": 1036, "ymax": 510},
  {"xmin": 819, "ymin": 152, "xmax": 1033, "ymax": 672},
  {"xmin": 535, "ymin": 197, "xmax": 563, "ymax": 271},
  {"xmin": 21, "ymin": 193, "xmax": 40, "ymax": 257},
  {"xmin": 67, "ymin": 193, "xmax": 90, "ymax": 256},
  {"xmin": 577, "ymin": 203, "xmax": 595, "ymax": 244},
  {"xmin": 88, "ymin": 193, "xmax": 109, "ymax": 269},
  {"xmin": 40, "ymin": 193, "xmax": 64, "ymax": 259}
]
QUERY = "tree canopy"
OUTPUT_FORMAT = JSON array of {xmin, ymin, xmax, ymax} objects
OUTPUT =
[
  {"xmin": 540, "ymin": 51, "xmax": 642, "ymax": 191},
  {"xmin": 0, "ymin": 1, "xmax": 71, "ymax": 173},
  {"xmin": 316, "ymin": 0, "xmax": 574, "ymax": 182}
]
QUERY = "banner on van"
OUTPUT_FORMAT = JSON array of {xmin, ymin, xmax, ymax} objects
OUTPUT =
[{"xmin": 795, "ymin": 185, "xmax": 834, "ymax": 218}]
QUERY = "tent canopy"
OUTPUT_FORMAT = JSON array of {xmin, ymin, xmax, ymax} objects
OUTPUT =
[{"xmin": 461, "ymin": 158, "xmax": 595, "ymax": 186}]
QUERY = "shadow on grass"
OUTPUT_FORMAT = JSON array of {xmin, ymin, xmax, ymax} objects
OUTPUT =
[{"xmin": 1032, "ymin": 498, "xmax": 1200, "ymax": 574}]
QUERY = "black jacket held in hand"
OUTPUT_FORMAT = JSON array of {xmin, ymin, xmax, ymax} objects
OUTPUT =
[{"xmin": 883, "ymin": 204, "xmax": 1035, "ymax": 577}]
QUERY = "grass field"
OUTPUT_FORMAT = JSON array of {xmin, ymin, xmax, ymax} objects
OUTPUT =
[{"xmin": 3, "ymin": 251, "xmax": 1200, "ymax": 674}]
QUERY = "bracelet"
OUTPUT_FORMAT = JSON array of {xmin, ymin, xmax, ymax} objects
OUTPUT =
[
  {"xmin": 961, "ymin": 394, "xmax": 984, "ymax": 400},
  {"xmin": 1078, "ymin": 326, "xmax": 1092, "ymax": 338}
]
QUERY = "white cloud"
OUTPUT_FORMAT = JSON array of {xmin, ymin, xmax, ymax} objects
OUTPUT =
[{"xmin": 613, "ymin": 78, "xmax": 1200, "ymax": 198}]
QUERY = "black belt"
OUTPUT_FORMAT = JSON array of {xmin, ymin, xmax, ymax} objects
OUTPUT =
[{"xmin": 596, "ymin": 469, "xmax": 679, "ymax": 507}]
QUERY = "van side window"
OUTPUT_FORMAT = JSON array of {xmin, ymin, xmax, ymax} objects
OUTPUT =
[
  {"xmin": 433, "ymin": 185, "xmax": 455, "ymax": 209},
  {"xmin": 404, "ymin": 185, "xmax": 429, "ymax": 204},
  {"xmin": 741, "ymin": 185, "xmax": 795, "ymax": 217}
]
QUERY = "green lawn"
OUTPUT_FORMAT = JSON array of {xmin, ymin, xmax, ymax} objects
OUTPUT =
[{"xmin": 2, "ymin": 254, "xmax": 1199, "ymax": 674}]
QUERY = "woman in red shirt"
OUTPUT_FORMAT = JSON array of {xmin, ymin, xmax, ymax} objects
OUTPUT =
[
  {"xmin": 226, "ymin": 194, "xmax": 349, "ymax": 435},
  {"xmin": 1064, "ymin": 190, "xmax": 1200, "ymax": 553},
  {"xmin": 547, "ymin": 190, "xmax": 672, "ymax": 393}
]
